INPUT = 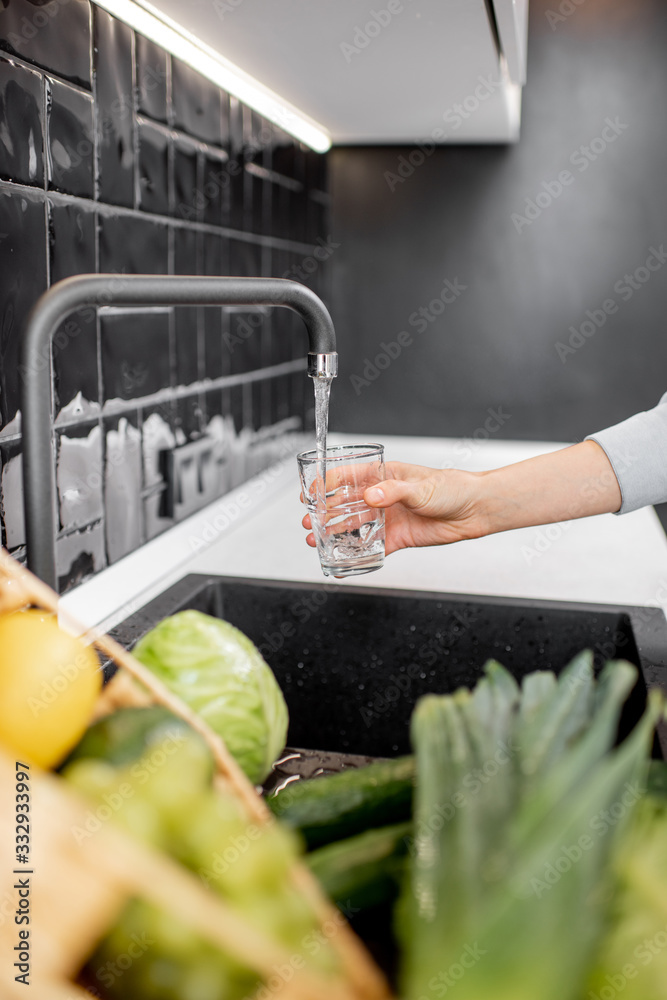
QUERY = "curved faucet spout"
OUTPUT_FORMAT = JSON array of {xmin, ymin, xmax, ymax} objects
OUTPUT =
[{"xmin": 20, "ymin": 273, "xmax": 338, "ymax": 587}]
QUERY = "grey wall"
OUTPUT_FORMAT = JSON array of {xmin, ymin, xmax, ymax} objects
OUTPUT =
[{"xmin": 328, "ymin": 0, "xmax": 667, "ymax": 447}]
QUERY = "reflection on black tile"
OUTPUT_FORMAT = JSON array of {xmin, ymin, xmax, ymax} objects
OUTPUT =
[
  {"xmin": 173, "ymin": 137, "xmax": 198, "ymax": 221},
  {"xmin": 271, "ymin": 374, "xmax": 291, "ymax": 425},
  {"xmin": 48, "ymin": 200, "xmax": 98, "ymax": 415},
  {"xmin": 47, "ymin": 77, "xmax": 94, "ymax": 197},
  {"xmin": 56, "ymin": 422, "xmax": 103, "ymax": 531},
  {"xmin": 176, "ymin": 394, "xmax": 204, "ymax": 441},
  {"xmin": 94, "ymin": 9, "xmax": 135, "ymax": 208},
  {"xmin": 0, "ymin": 0, "xmax": 92, "ymax": 88},
  {"xmin": 99, "ymin": 213, "xmax": 168, "ymax": 274},
  {"xmin": 57, "ymin": 521, "xmax": 105, "ymax": 592},
  {"xmin": 0, "ymin": 440, "xmax": 25, "ymax": 550},
  {"xmin": 201, "ymin": 232, "xmax": 226, "ymax": 379},
  {"xmin": 291, "ymin": 371, "xmax": 307, "ymax": 430},
  {"xmin": 171, "ymin": 57, "xmax": 221, "ymax": 145},
  {"xmin": 0, "ymin": 188, "xmax": 47, "ymax": 429},
  {"xmin": 104, "ymin": 413, "xmax": 143, "ymax": 563},
  {"xmin": 228, "ymin": 239, "xmax": 262, "ymax": 375},
  {"xmin": 136, "ymin": 33, "xmax": 168, "ymax": 123},
  {"xmin": 138, "ymin": 119, "xmax": 169, "ymax": 214},
  {"xmin": 201, "ymin": 152, "xmax": 229, "ymax": 227},
  {"xmin": 0, "ymin": 56, "xmax": 43, "ymax": 186},
  {"xmin": 142, "ymin": 400, "xmax": 176, "ymax": 488},
  {"xmin": 101, "ymin": 310, "xmax": 170, "ymax": 401},
  {"xmin": 230, "ymin": 383, "xmax": 245, "ymax": 434},
  {"xmin": 173, "ymin": 225, "xmax": 199, "ymax": 385}
]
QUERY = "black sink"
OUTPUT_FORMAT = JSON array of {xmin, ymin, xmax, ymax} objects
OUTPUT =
[{"xmin": 110, "ymin": 575, "xmax": 667, "ymax": 760}]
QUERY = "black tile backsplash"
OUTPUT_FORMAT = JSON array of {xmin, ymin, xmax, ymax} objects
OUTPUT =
[
  {"xmin": 0, "ymin": 186, "xmax": 47, "ymax": 428},
  {"xmin": 0, "ymin": 0, "xmax": 92, "ymax": 88},
  {"xmin": 137, "ymin": 118, "xmax": 170, "ymax": 215},
  {"xmin": 0, "ymin": 0, "xmax": 329, "ymax": 591},
  {"xmin": 0, "ymin": 55, "xmax": 43, "ymax": 186},
  {"xmin": 94, "ymin": 9, "xmax": 135, "ymax": 208},
  {"xmin": 47, "ymin": 76, "xmax": 94, "ymax": 197}
]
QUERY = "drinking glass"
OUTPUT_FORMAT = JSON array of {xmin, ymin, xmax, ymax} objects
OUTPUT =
[{"xmin": 297, "ymin": 443, "xmax": 385, "ymax": 578}]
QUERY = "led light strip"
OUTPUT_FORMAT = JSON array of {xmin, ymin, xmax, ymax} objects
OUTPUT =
[{"xmin": 92, "ymin": 0, "xmax": 332, "ymax": 152}]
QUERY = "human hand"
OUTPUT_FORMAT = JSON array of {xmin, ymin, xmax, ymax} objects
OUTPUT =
[{"xmin": 301, "ymin": 461, "xmax": 489, "ymax": 555}]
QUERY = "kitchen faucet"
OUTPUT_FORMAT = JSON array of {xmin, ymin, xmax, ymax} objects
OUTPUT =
[{"xmin": 20, "ymin": 274, "xmax": 338, "ymax": 588}]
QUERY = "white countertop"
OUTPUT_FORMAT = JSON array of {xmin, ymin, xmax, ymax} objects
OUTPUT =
[{"xmin": 61, "ymin": 434, "xmax": 667, "ymax": 635}]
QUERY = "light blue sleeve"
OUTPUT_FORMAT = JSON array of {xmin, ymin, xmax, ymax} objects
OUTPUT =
[{"xmin": 586, "ymin": 392, "xmax": 667, "ymax": 514}]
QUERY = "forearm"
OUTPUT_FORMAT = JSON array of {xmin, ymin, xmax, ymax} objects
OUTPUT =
[{"xmin": 476, "ymin": 440, "xmax": 622, "ymax": 536}]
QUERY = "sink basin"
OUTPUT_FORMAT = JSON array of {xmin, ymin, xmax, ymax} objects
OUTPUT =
[{"xmin": 110, "ymin": 575, "xmax": 667, "ymax": 760}]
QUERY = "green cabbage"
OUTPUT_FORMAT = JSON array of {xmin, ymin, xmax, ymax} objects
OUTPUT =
[{"xmin": 133, "ymin": 610, "xmax": 288, "ymax": 784}]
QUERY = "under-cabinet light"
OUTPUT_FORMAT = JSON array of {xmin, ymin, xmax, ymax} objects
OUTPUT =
[{"xmin": 91, "ymin": 0, "xmax": 332, "ymax": 153}]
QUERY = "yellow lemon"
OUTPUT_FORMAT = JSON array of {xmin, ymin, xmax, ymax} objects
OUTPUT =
[{"xmin": 0, "ymin": 609, "xmax": 102, "ymax": 768}]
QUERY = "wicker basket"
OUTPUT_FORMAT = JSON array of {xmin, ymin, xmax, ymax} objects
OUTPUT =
[{"xmin": 0, "ymin": 548, "xmax": 391, "ymax": 1000}]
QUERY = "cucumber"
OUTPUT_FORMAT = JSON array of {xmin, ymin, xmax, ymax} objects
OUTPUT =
[
  {"xmin": 267, "ymin": 755, "xmax": 415, "ymax": 849},
  {"xmin": 307, "ymin": 821, "xmax": 411, "ymax": 912}
]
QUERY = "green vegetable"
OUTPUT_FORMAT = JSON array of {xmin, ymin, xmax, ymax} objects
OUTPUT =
[
  {"xmin": 308, "ymin": 821, "xmax": 411, "ymax": 912},
  {"xmin": 397, "ymin": 654, "xmax": 662, "ymax": 1000},
  {"xmin": 64, "ymin": 730, "xmax": 340, "ymax": 1000},
  {"xmin": 585, "ymin": 794, "xmax": 667, "ymax": 1000},
  {"xmin": 133, "ymin": 610, "xmax": 288, "ymax": 784},
  {"xmin": 268, "ymin": 755, "xmax": 415, "ymax": 848},
  {"xmin": 63, "ymin": 706, "xmax": 193, "ymax": 769},
  {"xmin": 647, "ymin": 759, "xmax": 667, "ymax": 801}
]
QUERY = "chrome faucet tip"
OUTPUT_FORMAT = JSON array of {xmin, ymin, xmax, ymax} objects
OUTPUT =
[{"xmin": 308, "ymin": 352, "xmax": 338, "ymax": 379}]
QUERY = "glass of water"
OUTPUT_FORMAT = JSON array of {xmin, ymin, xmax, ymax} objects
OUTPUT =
[{"xmin": 297, "ymin": 443, "xmax": 385, "ymax": 578}]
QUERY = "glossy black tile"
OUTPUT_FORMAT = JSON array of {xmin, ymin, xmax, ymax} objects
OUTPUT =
[
  {"xmin": 101, "ymin": 309, "xmax": 170, "ymax": 402},
  {"xmin": 0, "ymin": 0, "xmax": 92, "ymax": 88},
  {"xmin": 0, "ymin": 56, "xmax": 43, "ymax": 186},
  {"xmin": 201, "ymin": 232, "xmax": 227, "ymax": 379},
  {"xmin": 99, "ymin": 212, "xmax": 168, "ymax": 274},
  {"xmin": 176, "ymin": 393, "xmax": 205, "ymax": 441},
  {"xmin": 172, "ymin": 224, "xmax": 199, "ymax": 385},
  {"xmin": 228, "ymin": 239, "xmax": 262, "ymax": 375},
  {"xmin": 104, "ymin": 412, "xmax": 143, "ymax": 563},
  {"xmin": 56, "ymin": 421, "xmax": 103, "ymax": 531},
  {"xmin": 47, "ymin": 76, "xmax": 94, "ymax": 197},
  {"xmin": 48, "ymin": 200, "xmax": 98, "ymax": 415},
  {"xmin": 94, "ymin": 9, "xmax": 135, "ymax": 208},
  {"xmin": 136, "ymin": 33, "xmax": 168, "ymax": 124},
  {"xmin": 171, "ymin": 57, "xmax": 221, "ymax": 145},
  {"xmin": 0, "ymin": 440, "xmax": 25, "ymax": 550},
  {"xmin": 141, "ymin": 398, "xmax": 176, "ymax": 540},
  {"xmin": 200, "ymin": 151, "xmax": 228, "ymax": 227},
  {"xmin": 271, "ymin": 373, "xmax": 291, "ymax": 425},
  {"xmin": 138, "ymin": 118, "xmax": 169, "ymax": 214},
  {"xmin": 0, "ymin": 187, "xmax": 47, "ymax": 430},
  {"xmin": 57, "ymin": 521, "xmax": 105, "ymax": 592},
  {"xmin": 172, "ymin": 136, "xmax": 198, "ymax": 221}
]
